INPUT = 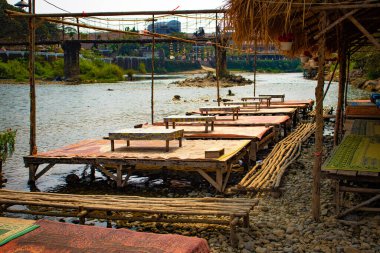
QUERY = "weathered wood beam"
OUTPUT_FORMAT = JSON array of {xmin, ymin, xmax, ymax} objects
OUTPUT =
[{"xmin": 347, "ymin": 16, "xmax": 380, "ymax": 50}]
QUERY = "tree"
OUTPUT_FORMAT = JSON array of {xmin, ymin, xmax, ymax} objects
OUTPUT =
[
  {"xmin": 0, "ymin": 129, "xmax": 16, "ymax": 186},
  {"xmin": 0, "ymin": 0, "xmax": 60, "ymax": 42}
]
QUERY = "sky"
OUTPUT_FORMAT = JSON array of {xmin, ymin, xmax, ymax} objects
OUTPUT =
[{"xmin": 7, "ymin": 0, "xmax": 226, "ymax": 13}]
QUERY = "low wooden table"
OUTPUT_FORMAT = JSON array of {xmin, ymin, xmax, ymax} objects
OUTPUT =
[
  {"xmin": 199, "ymin": 106, "xmax": 240, "ymax": 120},
  {"xmin": 109, "ymin": 128, "xmax": 184, "ymax": 152},
  {"xmin": 241, "ymin": 96, "xmax": 271, "ymax": 107},
  {"xmin": 163, "ymin": 115, "xmax": 216, "ymax": 133},
  {"xmin": 224, "ymin": 101, "xmax": 260, "ymax": 111},
  {"xmin": 260, "ymin": 94, "xmax": 285, "ymax": 102}
]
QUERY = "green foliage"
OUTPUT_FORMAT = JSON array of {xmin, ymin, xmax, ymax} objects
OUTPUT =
[
  {"xmin": 352, "ymin": 49, "xmax": 380, "ymax": 80},
  {"xmin": 0, "ymin": 0, "xmax": 59, "ymax": 42},
  {"xmin": 0, "ymin": 129, "xmax": 16, "ymax": 162},
  {"xmin": 227, "ymin": 59, "xmax": 302, "ymax": 73},
  {"xmin": 138, "ymin": 62, "xmax": 147, "ymax": 74},
  {"xmin": 79, "ymin": 59, "xmax": 124, "ymax": 82},
  {"xmin": 0, "ymin": 60, "xmax": 28, "ymax": 81}
]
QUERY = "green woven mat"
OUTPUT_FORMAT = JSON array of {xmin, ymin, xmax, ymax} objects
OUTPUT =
[
  {"xmin": 323, "ymin": 135, "xmax": 380, "ymax": 172},
  {"xmin": 0, "ymin": 217, "xmax": 39, "ymax": 246}
]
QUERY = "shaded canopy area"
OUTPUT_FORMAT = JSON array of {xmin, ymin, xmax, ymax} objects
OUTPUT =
[{"xmin": 225, "ymin": 0, "xmax": 380, "ymax": 55}]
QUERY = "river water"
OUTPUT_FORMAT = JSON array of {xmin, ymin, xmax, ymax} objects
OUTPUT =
[{"xmin": 0, "ymin": 73, "xmax": 370, "ymax": 192}]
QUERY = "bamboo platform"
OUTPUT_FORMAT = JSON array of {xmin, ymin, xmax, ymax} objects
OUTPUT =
[
  {"xmin": 146, "ymin": 124, "xmax": 273, "ymax": 141},
  {"xmin": 24, "ymin": 139, "xmax": 254, "ymax": 192},
  {"xmin": 322, "ymin": 134, "xmax": 380, "ymax": 218},
  {"xmin": 189, "ymin": 107, "xmax": 298, "ymax": 127},
  {"xmin": 237, "ymin": 123, "xmax": 316, "ymax": 193},
  {"xmin": 0, "ymin": 189, "xmax": 258, "ymax": 247},
  {"xmin": 213, "ymin": 115, "xmax": 291, "ymax": 137}
]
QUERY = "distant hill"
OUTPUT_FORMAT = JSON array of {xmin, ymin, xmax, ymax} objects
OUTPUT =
[{"xmin": 0, "ymin": 0, "xmax": 60, "ymax": 43}]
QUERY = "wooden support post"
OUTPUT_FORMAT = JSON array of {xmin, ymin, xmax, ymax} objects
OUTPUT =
[
  {"xmin": 312, "ymin": 10, "xmax": 327, "ymax": 222},
  {"xmin": 90, "ymin": 165, "xmax": 95, "ymax": 182},
  {"xmin": 334, "ymin": 24, "xmax": 346, "ymax": 146},
  {"xmin": 28, "ymin": 164, "xmax": 38, "ymax": 185},
  {"xmin": 29, "ymin": 0, "xmax": 37, "ymax": 156},
  {"xmin": 106, "ymin": 211, "xmax": 112, "ymax": 228},
  {"xmin": 335, "ymin": 180, "xmax": 340, "ymax": 215},
  {"xmin": 253, "ymin": 39, "xmax": 257, "ymax": 96},
  {"xmin": 215, "ymin": 12, "xmax": 220, "ymax": 106},
  {"xmin": 116, "ymin": 165, "xmax": 123, "ymax": 188},
  {"xmin": 151, "ymin": 14, "xmax": 155, "ymax": 124},
  {"xmin": 230, "ymin": 215, "xmax": 239, "ymax": 247}
]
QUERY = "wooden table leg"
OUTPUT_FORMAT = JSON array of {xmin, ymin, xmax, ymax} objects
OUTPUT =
[
  {"xmin": 178, "ymin": 137, "xmax": 182, "ymax": 147},
  {"xmin": 127, "ymin": 140, "xmax": 130, "ymax": 146},
  {"xmin": 111, "ymin": 140, "xmax": 115, "ymax": 151},
  {"xmin": 173, "ymin": 122, "xmax": 176, "ymax": 129},
  {"xmin": 232, "ymin": 111, "xmax": 235, "ymax": 121},
  {"xmin": 236, "ymin": 110, "xmax": 239, "ymax": 119},
  {"xmin": 165, "ymin": 140, "xmax": 169, "ymax": 152},
  {"xmin": 165, "ymin": 122, "xmax": 169, "ymax": 129},
  {"xmin": 211, "ymin": 121, "xmax": 214, "ymax": 131},
  {"xmin": 205, "ymin": 122, "xmax": 209, "ymax": 133}
]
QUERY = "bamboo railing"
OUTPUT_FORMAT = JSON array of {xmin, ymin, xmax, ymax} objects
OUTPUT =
[{"xmin": 238, "ymin": 123, "xmax": 316, "ymax": 192}]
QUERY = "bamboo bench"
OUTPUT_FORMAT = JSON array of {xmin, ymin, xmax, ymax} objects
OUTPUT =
[{"xmin": 0, "ymin": 189, "xmax": 258, "ymax": 247}]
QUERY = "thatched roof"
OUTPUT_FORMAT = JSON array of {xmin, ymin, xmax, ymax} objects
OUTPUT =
[{"xmin": 225, "ymin": 0, "xmax": 380, "ymax": 56}]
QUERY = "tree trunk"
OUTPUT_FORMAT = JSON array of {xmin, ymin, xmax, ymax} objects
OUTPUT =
[{"xmin": 216, "ymin": 45, "xmax": 228, "ymax": 78}]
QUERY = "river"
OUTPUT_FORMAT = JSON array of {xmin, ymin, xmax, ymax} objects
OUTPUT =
[{"xmin": 0, "ymin": 72, "xmax": 370, "ymax": 192}]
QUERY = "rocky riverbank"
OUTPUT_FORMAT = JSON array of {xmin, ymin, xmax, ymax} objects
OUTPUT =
[
  {"xmin": 43, "ymin": 125, "xmax": 380, "ymax": 252},
  {"xmin": 172, "ymin": 72, "xmax": 253, "ymax": 88}
]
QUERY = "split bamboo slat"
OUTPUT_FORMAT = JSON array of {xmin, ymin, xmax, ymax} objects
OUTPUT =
[
  {"xmin": 0, "ymin": 189, "xmax": 258, "ymax": 246},
  {"xmin": 238, "ymin": 123, "xmax": 316, "ymax": 192},
  {"xmin": 308, "ymin": 108, "xmax": 335, "ymax": 119}
]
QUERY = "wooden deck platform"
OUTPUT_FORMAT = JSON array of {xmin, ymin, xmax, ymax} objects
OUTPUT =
[
  {"xmin": 24, "ymin": 139, "xmax": 255, "ymax": 192},
  {"xmin": 0, "ymin": 189, "xmax": 259, "ymax": 247},
  {"xmin": 322, "ymin": 134, "xmax": 380, "ymax": 218},
  {"xmin": 189, "ymin": 107, "xmax": 298, "ymax": 126}
]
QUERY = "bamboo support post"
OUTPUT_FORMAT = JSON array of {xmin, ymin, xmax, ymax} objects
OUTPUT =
[
  {"xmin": 312, "ymin": 10, "xmax": 327, "ymax": 222},
  {"xmin": 229, "ymin": 215, "xmax": 239, "ymax": 247},
  {"xmin": 151, "ymin": 14, "xmax": 155, "ymax": 124},
  {"xmin": 334, "ymin": 24, "xmax": 346, "ymax": 146},
  {"xmin": 29, "ymin": 0, "xmax": 37, "ymax": 157},
  {"xmin": 215, "ymin": 12, "xmax": 220, "ymax": 106}
]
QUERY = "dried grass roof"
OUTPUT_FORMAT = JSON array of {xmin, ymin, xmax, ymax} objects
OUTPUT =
[{"xmin": 225, "ymin": 0, "xmax": 380, "ymax": 56}]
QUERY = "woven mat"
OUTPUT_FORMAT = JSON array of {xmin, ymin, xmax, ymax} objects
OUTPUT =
[
  {"xmin": 323, "ymin": 135, "xmax": 380, "ymax": 172},
  {"xmin": 0, "ymin": 217, "xmax": 39, "ymax": 246},
  {"xmin": 1, "ymin": 219, "xmax": 209, "ymax": 253}
]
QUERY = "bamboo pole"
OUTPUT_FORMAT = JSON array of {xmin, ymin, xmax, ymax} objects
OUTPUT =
[
  {"xmin": 334, "ymin": 24, "xmax": 346, "ymax": 146},
  {"xmin": 253, "ymin": 39, "xmax": 257, "ymax": 96},
  {"xmin": 215, "ymin": 13, "xmax": 220, "ymax": 106},
  {"xmin": 151, "ymin": 15, "xmax": 155, "ymax": 124},
  {"xmin": 29, "ymin": 0, "xmax": 37, "ymax": 156},
  {"xmin": 348, "ymin": 16, "xmax": 380, "ymax": 50},
  {"xmin": 312, "ymin": 10, "xmax": 327, "ymax": 222}
]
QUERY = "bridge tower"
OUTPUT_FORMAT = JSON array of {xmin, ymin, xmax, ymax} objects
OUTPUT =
[{"xmin": 62, "ymin": 41, "xmax": 81, "ymax": 80}]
